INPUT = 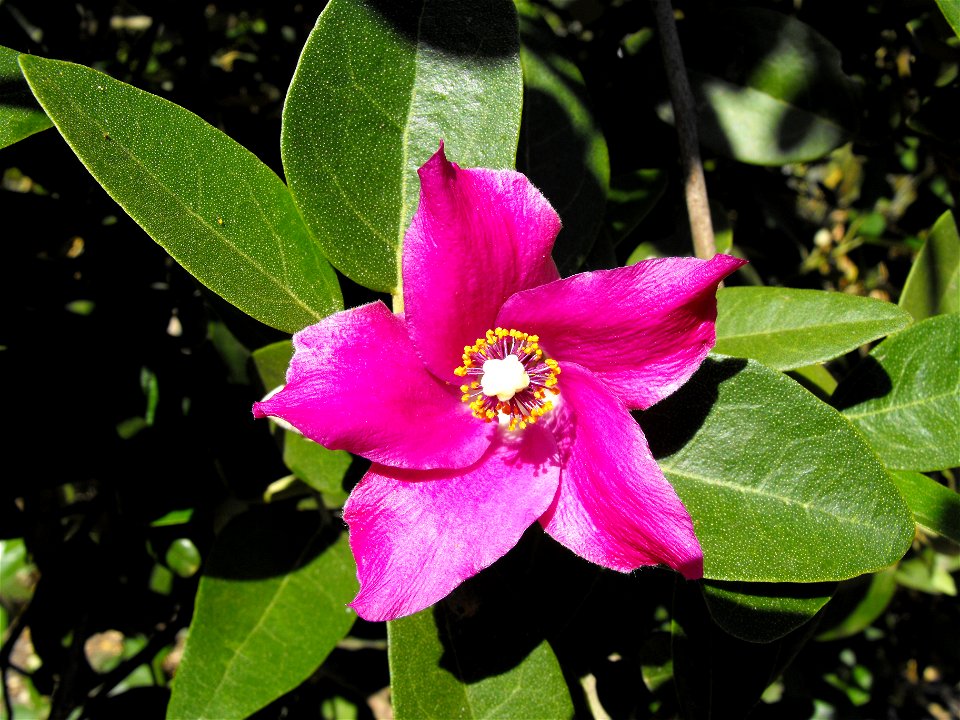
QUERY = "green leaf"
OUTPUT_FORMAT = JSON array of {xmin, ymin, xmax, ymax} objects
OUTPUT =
[
  {"xmin": 640, "ymin": 357, "xmax": 914, "ymax": 582},
  {"xmin": 282, "ymin": 0, "xmax": 523, "ymax": 293},
  {"xmin": 890, "ymin": 470, "xmax": 960, "ymax": 543},
  {"xmin": 283, "ymin": 433, "xmax": 352, "ymax": 503},
  {"xmin": 518, "ymin": 4, "xmax": 609, "ymax": 275},
  {"xmin": 836, "ymin": 313, "xmax": 960, "ymax": 472},
  {"xmin": 19, "ymin": 54, "xmax": 342, "ymax": 333},
  {"xmin": 389, "ymin": 609, "xmax": 573, "ymax": 720},
  {"xmin": 701, "ymin": 580, "xmax": 836, "ymax": 643},
  {"xmin": 252, "ymin": 340, "xmax": 295, "ymax": 391},
  {"xmin": 605, "ymin": 169, "xmax": 667, "ymax": 246},
  {"xmin": 167, "ymin": 509, "xmax": 357, "ymax": 720},
  {"xmin": 252, "ymin": 340, "xmax": 352, "ymax": 502},
  {"xmin": 674, "ymin": 8, "xmax": 858, "ymax": 165},
  {"xmin": 895, "ymin": 548, "xmax": 959, "ymax": 596},
  {"xmin": 899, "ymin": 210, "xmax": 959, "ymax": 321},
  {"xmin": 935, "ymin": 0, "xmax": 960, "ymax": 39},
  {"xmin": 714, "ymin": 287, "xmax": 912, "ymax": 371},
  {"xmin": 0, "ymin": 46, "xmax": 51, "ymax": 148},
  {"xmin": 816, "ymin": 569, "xmax": 898, "ymax": 641}
]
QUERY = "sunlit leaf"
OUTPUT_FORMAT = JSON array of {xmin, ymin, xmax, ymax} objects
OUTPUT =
[
  {"xmin": 167, "ymin": 509, "xmax": 357, "ymax": 720},
  {"xmin": 899, "ymin": 210, "xmax": 959, "ymax": 321},
  {"xmin": 282, "ymin": 0, "xmax": 523, "ymax": 293},
  {"xmin": 714, "ymin": 287, "xmax": 911, "ymax": 371},
  {"xmin": 836, "ymin": 313, "xmax": 960, "ymax": 472},
  {"xmin": 389, "ymin": 608, "xmax": 573, "ymax": 719},
  {"xmin": 890, "ymin": 470, "xmax": 960, "ymax": 543},
  {"xmin": 0, "ymin": 45, "xmax": 51, "ymax": 148},
  {"xmin": 673, "ymin": 8, "xmax": 858, "ymax": 165},
  {"xmin": 19, "ymin": 54, "xmax": 342, "ymax": 333},
  {"xmin": 935, "ymin": 0, "xmax": 960, "ymax": 39},
  {"xmin": 641, "ymin": 357, "xmax": 914, "ymax": 582}
]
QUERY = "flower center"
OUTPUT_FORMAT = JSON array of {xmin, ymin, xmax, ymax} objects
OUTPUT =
[{"xmin": 455, "ymin": 327, "xmax": 560, "ymax": 431}]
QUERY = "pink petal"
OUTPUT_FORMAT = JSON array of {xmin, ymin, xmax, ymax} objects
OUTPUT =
[
  {"xmin": 253, "ymin": 302, "xmax": 494, "ymax": 470},
  {"xmin": 539, "ymin": 363, "xmax": 703, "ymax": 578},
  {"xmin": 343, "ymin": 426, "xmax": 561, "ymax": 621},
  {"xmin": 497, "ymin": 254, "xmax": 745, "ymax": 410},
  {"xmin": 402, "ymin": 144, "xmax": 561, "ymax": 382}
]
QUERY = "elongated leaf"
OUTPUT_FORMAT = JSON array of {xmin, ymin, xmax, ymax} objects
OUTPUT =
[
  {"xmin": 167, "ymin": 509, "xmax": 358, "ymax": 720},
  {"xmin": 836, "ymin": 313, "xmax": 960, "ymax": 472},
  {"xmin": 714, "ymin": 287, "xmax": 912, "ymax": 371},
  {"xmin": 19, "ymin": 55, "xmax": 342, "ymax": 333},
  {"xmin": 282, "ymin": 0, "xmax": 523, "ymax": 293},
  {"xmin": 702, "ymin": 580, "xmax": 836, "ymax": 643},
  {"xmin": 389, "ymin": 609, "xmax": 573, "ymax": 720},
  {"xmin": 518, "ymin": 4, "xmax": 609, "ymax": 275},
  {"xmin": 890, "ymin": 470, "xmax": 960, "ymax": 543},
  {"xmin": 640, "ymin": 357, "xmax": 914, "ymax": 582},
  {"xmin": 674, "ymin": 8, "xmax": 858, "ymax": 165},
  {"xmin": 899, "ymin": 210, "xmax": 959, "ymax": 321},
  {"xmin": 0, "ymin": 46, "xmax": 51, "ymax": 148}
]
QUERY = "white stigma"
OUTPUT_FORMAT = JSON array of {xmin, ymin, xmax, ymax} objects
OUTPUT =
[{"xmin": 480, "ymin": 355, "xmax": 531, "ymax": 402}]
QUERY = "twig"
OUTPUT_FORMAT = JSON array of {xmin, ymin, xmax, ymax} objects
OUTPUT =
[{"xmin": 651, "ymin": 0, "xmax": 717, "ymax": 260}]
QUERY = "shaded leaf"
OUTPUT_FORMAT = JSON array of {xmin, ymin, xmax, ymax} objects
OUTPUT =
[
  {"xmin": 836, "ymin": 313, "xmax": 960, "ymax": 472},
  {"xmin": 0, "ymin": 45, "xmax": 51, "ymax": 148},
  {"xmin": 19, "ymin": 55, "xmax": 342, "ymax": 333},
  {"xmin": 641, "ymin": 357, "xmax": 914, "ymax": 582},
  {"xmin": 899, "ymin": 210, "xmax": 959, "ymax": 321},
  {"xmin": 675, "ymin": 8, "xmax": 858, "ymax": 165},
  {"xmin": 518, "ymin": 3, "xmax": 609, "ymax": 275},
  {"xmin": 701, "ymin": 580, "xmax": 836, "ymax": 643},
  {"xmin": 605, "ymin": 169, "xmax": 667, "ymax": 246},
  {"xmin": 714, "ymin": 286, "xmax": 912, "ymax": 371},
  {"xmin": 816, "ymin": 570, "xmax": 898, "ymax": 641},
  {"xmin": 252, "ymin": 341, "xmax": 352, "ymax": 502},
  {"xmin": 167, "ymin": 509, "xmax": 357, "ymax": 720},
  {"xmin": 389, "ymin": 608, "xmax": 573, "ymax": 720},
  {"xmin": 890, "ymin": 470, "xmax": 960, "ymax": 543},
  {"xmin": 282, "ymin": 0, "xmax": 523, "ymax": 293},
  {"xmin": 895, "ymin": 549, "xmax": 959, "ymax": 596}
]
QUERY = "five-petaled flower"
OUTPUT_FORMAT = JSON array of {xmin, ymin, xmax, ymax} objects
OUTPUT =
[{"xmin": 253, "ymin": 144, "xmax": 745, "ymax": 622}]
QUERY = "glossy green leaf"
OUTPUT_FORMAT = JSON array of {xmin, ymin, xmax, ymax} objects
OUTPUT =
[
  {"xmin": 389, "ymin": 608, "xmax": 573, "ymax": 720},
  {"xmin": 935, "ymin": 0, "xmax": 960, "ymax": 39},
  {"xmin": 675, "ymin": 8, "xmax": 858, "ymax": 165},
  {"xmin": 282, "ymin": 0, "xmax": 523, "ymax": 293},
  {"xmin": 816, "ymin": 569, "xmax": 898, "ymax": 642},
  {"xmin": 701, "ymin": 580, "xmax": 836, "ymax": 643},
  {"xmin": 899, "ymin": 210, "xmax": 959, "ymax": 321},
  {"xmin": 714, "ymin": 287, "xmax": 912, "ymax": 371},
  {"xmin": 836, "ymin": 313, "xmax": 960, "ymax": 472},
  {"xmin": 0, "ymin": 46, "xmax": 51, "ymax": 148},
  {"xmin": 19, "ymin": 54, "xmax": 342, "ymax": 333},
  {"xmin": 167, "ymin": 509, "xmax": 357, "ymax": 720},
  {"xmin": 518, "ymin": 4, "xmax": 609, "ymax": 275},
  {"xmin": 640, "ymin": 357, "xmax": 914, "ymax": 582},
  {"xmin": 890, "ymin": 470, "xmax": 960, "ymax": 543}
]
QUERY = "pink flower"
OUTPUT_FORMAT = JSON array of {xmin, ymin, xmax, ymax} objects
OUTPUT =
[{"xmin": 253, "ymin": 145, "xmax": 745, "ymax": 622}]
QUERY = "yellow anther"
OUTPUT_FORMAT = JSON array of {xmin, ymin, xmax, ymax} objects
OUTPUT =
[{"xmin": 460, "ymin": 385, "xmax": 469, "ymax": 393}]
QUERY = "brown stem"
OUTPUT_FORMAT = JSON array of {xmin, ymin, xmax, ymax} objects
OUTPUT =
[{"xmin": 650, "ymin": 0, "xmax": 717, "ymax": 260}]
